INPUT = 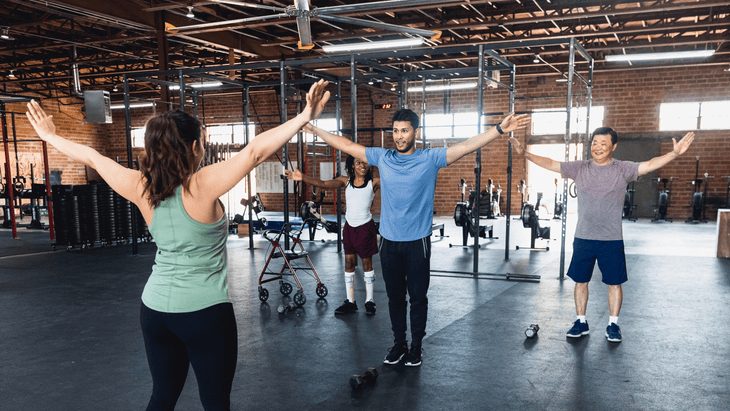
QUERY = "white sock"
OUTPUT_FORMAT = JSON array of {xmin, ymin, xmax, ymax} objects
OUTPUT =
[
  {"xmin": 609, "ymin": 316, "xmax": 619, "ymax": 325},
  {"xmin": 577, "ymin": 315, "xmax": 586, "ymax": 323},
  {"xmin": 345, "ymin": 271, "xmax": 355, "ymax": 303},
  {"xmin": 364, "ymin": 270, "xmax": 375, "ymax": 302}
]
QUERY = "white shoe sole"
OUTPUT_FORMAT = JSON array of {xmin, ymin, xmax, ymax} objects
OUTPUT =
[
  {"xmin": 605, "ymin": 333, "xmax": 622, "ymax": 343},
  {"xmin": 566, "ymin": 330, "xmax": 589, "ymax": 338},
  {"xmin": 383, "ymin": 353, "xmax": 405, "ymax": 364}
]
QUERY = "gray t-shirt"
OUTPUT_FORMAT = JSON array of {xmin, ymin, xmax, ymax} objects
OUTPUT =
[{"xmin": 561, "ymin": 159, "xmax": 640, "ymax": 241}]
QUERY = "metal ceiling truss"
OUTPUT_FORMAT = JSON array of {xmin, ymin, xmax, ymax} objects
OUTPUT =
[{"xmin": 0, "ymin": 0, "xmax": 727, "ymax": 99}]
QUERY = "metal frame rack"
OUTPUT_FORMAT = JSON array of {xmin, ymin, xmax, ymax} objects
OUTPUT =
[{"xmin": 120, "ymin": 37, "xmax": 593, "ymax": 281}]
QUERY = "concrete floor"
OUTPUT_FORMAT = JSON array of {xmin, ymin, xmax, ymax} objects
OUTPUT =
[{"xmin": 1, "ymin": 214, "xmax": 728, "ymax": 410}]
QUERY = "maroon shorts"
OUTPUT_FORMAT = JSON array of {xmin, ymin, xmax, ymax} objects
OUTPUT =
[{"xmin": 342, "ymin": 219, "xmax": 379, "ymax": 259}]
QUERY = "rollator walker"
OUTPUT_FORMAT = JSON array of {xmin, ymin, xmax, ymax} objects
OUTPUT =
[{"xmin": 257, "ymin": 201, "xmax": 331, "ymax": 306}]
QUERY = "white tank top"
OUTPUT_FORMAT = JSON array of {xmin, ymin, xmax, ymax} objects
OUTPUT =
[{"xmin": 345, "ymin": 180, "xmax": 374, "ymax": 227}]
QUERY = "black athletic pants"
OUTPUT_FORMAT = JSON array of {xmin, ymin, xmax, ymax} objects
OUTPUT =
[
  {"xmin": 380, "ymin": 236, "xmax": 431, "ymax": 347},
  {"xmin": 140, "ymin": 302, "xmax": 238, "ymax": 411}
]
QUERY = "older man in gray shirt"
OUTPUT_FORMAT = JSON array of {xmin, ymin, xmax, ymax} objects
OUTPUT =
[{"xmin": 511, "ymin": 127, "xmax": 694, "ymax": 342}]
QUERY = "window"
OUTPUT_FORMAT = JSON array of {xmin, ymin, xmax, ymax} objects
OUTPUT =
[
  {"xmin": 659, "ymin": 102, "xmax": 699, "ymax": 131},
  {"xmin": 423, "ymin": 113, "xmax": 454, "ymax": 139},
  {"xmin": 422, "ymin": 112, "xmax": 486, "ymax": 139},
  {"xmin": 131, "ymin": 127, "xmax": 145, "ymax": 148},
  {"xmin": 531, "ymin": 106, "xmax": 604, "ymax": 136},
  {"xmin": 206, "ymin": 123, "xmax": 256, "ymax": 145},
  {"xmin": 296, "ymin": 117, "xmax": 341, "ymax": 143},
  {"xmin": 660, "ymin": 101, "xmax": 730, "ymax": 131},
  {"xmin": 699, "ymin": 101, "xmax": 730, "ymax": 130},
  {"xmin": 204, "ymin": 124, "xmax": 257, "ymax": 217},
  {"xmin": 526, "ymin": 143, "xmax": 583, "ymax": 216},
  {"xmin": 312, "ymin": 117, "xmax": 339, "ymax": 132}
]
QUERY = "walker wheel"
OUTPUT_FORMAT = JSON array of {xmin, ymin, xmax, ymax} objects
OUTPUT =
[
  {"xmin": 259, "ymin": 287, "xmax": 269, "ymax": 302},
  {"xmin": 316, "ymin": 283, "xmax": 328, "ymax": 298},
  {"xmin": 280, "ymin": 282, "xmax": 293, "ymax": 296},
  {"xmin": 293, "ymin": 291, "xmax": 306, "ymax": 307}
]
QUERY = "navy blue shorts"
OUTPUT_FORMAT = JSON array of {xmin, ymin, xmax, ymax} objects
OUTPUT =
[
  {"xmin": 567, "ymin": 238, "xmax": 628, "ymax": 285},
  {"xmin": 343, "ymin": 219, "xmax": 378, "ymax": 259}
]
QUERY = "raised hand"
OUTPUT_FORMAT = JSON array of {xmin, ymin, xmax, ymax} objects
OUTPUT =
[
  {"xmin": 672, "ymin": 131, "xmax": 694, "ymax": 156},
  {"xmin": 284, "ymin": 168, "xmax": 303, "ymax": 181},
  {"xmin": 304, "ymin": 79, "xmax": 330, "ymax": 122},
  {"xmin": 500, "ymin": 113, "xmax": 531, "ymax": 134},
  {"xmin": 25, "ymin": 100, "xmax": 57, "ymax": 141},
  {"xmin": 509, "ymin": 136, "xmax": 525, "ymax": 155},
  {"xmin": 302, "ymin": 122, "xmax": 316, "ymax": 134}
]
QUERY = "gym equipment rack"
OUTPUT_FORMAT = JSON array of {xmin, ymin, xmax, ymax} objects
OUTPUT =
[{"xmin": 120, "ymin": 37, "xmax": 592, "ymax": 281}]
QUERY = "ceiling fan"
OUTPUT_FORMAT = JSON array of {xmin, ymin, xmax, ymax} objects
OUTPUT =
[{"xmin": 181, "ymin": 0, "xmax": 460, "ymax": 50}]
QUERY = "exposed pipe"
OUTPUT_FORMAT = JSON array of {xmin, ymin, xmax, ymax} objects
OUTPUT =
[{"xmin": 71, "ymin": 45, "xmax": 83, "ymax": 98}]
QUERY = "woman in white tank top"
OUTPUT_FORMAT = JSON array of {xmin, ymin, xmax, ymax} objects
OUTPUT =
[{"xmin": 285, "ymin": 152, "xmax": 380, "ymax": 315}]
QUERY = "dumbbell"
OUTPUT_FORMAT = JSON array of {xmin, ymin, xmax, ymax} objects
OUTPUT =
[
  {"xmin": 349, "ymin": 367, "xmax": 378, "ymax": 389},
  {"xmin": 525, "ymin": 324, "xmax": 540, "ymax": 338},
  {"xmin": 277, "ymin": 303, "xmax": 295, "ymax": 314}
]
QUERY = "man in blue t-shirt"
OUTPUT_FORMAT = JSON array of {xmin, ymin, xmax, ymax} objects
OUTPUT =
[
  {"xmin": 511, "ymin": 127, "xmax": 694, "ymax": 343},
  {"xmin": 307, "ymin": 109, "xmax": 528, "ymax": 366}
]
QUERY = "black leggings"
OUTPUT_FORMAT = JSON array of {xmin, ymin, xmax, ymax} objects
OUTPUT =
[{"xmin": 140, "ymin": 302, "xmax": 238, "ymax": 411}]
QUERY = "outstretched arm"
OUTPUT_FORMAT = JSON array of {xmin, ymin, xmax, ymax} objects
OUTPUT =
[
  {"xmin": 304, "ymin": 123, "xmax": 368, "ymax": 162},
  {"xmin": 638, "ymin": 132, "xmax": 694, "ymax": 176},
  {"xmin": 446, "ymin": 113, "xmax": 530, "ymax": 165},
  {"xmin": 25, "ymin": 100, "xmax": 144, "ymax": 204},
  {"xmin": 509, "ymin": 136, "xmax": 562, "ymax": 173},
  {"xmin": 284, "ymin": 168, "xmax": 347, "ymax": 189},
  {"xmin": 193, "ymin": 80, "xmax": 330, "ymax": 200}
]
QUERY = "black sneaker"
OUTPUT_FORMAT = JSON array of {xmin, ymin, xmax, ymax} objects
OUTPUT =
[
  {"xmin": 334, "ymin": 300, "xmax": 358, "ymax": 314},
  {"xmin": 365, "ymin": 300, "xmax": 376, "ymax": 315},
  {"xmin": 383, "ymin": 343, "xmax": 408, "ymax": 364},
  {"xmin": 404, "ymin": 345, "xmax": 422, "ymax": 367}
]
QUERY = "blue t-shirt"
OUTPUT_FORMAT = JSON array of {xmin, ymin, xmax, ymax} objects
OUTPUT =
[{"xmin": 366, "ymin": 147, "xmax": 448, "ymax": 241}]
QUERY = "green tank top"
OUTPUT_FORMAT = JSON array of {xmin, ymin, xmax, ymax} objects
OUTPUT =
[{"xmin": 141, "ymin": 185, "xmax": 231, "ymax": 313}]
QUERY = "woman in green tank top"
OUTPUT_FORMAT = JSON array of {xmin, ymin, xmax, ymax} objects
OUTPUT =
[{"xmin": 26, "ymin": 80, "xmax": 330, "ymax": 410}]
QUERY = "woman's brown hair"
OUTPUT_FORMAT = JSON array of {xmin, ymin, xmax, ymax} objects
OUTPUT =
[{"xmin": 139, "ymin": 110, "xmax": 202, "ymax": 208}]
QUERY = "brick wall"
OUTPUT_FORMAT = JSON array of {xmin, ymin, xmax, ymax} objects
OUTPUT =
[
  {"xmin": 7, "ymin": 65, "xmax": 729, "ymax": 222},
  {"xmin": 2, "ymin": 99, "xmax": 106, "ymax": 187},
  {"xmin": 592, "ymin": 66, "xmax": 729, "ymax": 222}
]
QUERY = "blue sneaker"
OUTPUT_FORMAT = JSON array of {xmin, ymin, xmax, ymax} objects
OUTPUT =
[
  {"xmin": 566, "ymin": 320, "xmax": 590, "ymax": 338},
  {"xmin": 605, "ymin": 323, "xmax": 622, "ymax": 343}
]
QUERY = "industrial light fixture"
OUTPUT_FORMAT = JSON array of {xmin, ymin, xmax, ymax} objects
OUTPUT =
[
  {"xmin": 407, "ymin": 82, "xmax": 477, "ymax": 93},
  {"xmin": 322, "ymin": 38, "xmax": 424, "ymax": 53},
  {"xmin": 169, "ymin": 81, "xmax": 224, "ymax": 90},
  {"xmin": 1, "ymin": 27, "xmax": 14, "ymax": 40},
  {"xmin": 110, "ymin": 102, "xmax": 155, "ymax": 110},
  {"xmin": 8, "ymin": 70, "xmax": 15, "ymax": 79},
  {"xmin": 605, "ymin": 50, "xmax": 715, "ymax": 62},
  {"xmin": 390, "ymin": 84, "xmax": 396, "ymax": 91},
  {"xmin": 112, "ymin": 85, "xmax": 119, "ymax": 92},
  {"xmin": 186, "ymin": 6, "xmax": 195, "ymax": 18},
  {"xmin": 533, "ymin": 54, "xmax": 540, "ymax": 63}
]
